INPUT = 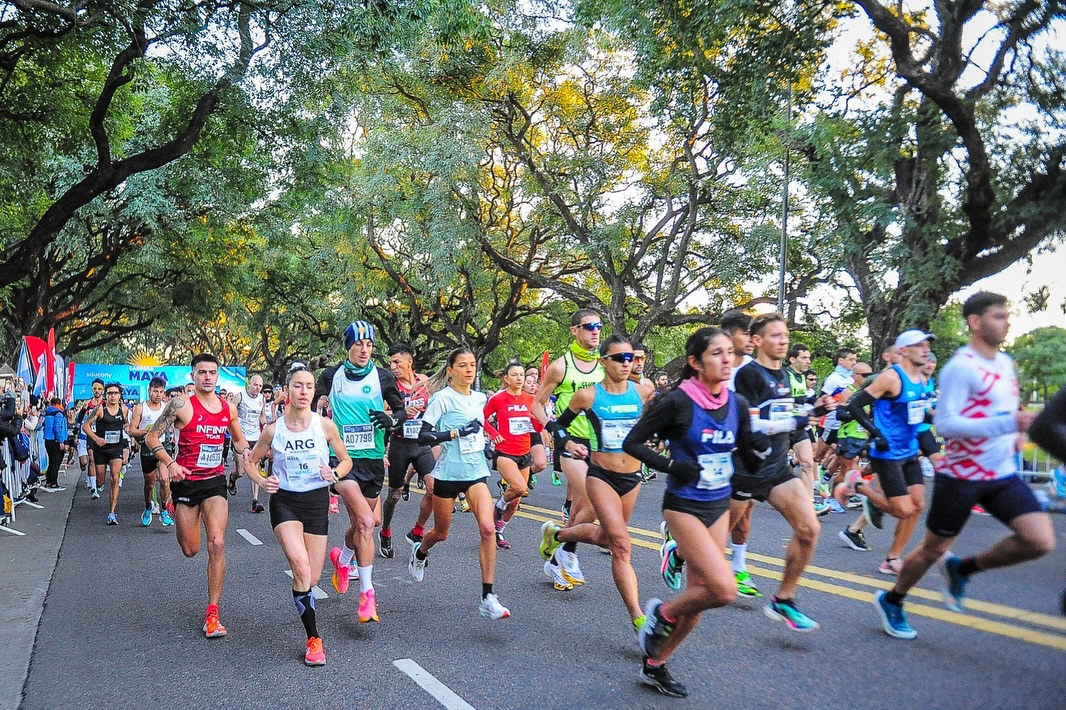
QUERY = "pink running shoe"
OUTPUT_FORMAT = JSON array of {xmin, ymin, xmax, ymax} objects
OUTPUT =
[
  {"xmin": 358, "ymin": 588, "xmax": 379, "ymax": 622},
  {"xmin": 834, "ymin": 470, "xmax": 863, "ymax": 508},
  {"xmin": 305, "ymin": 636, "xmax": 326, "ymax": 666},
  {"xmin": 329, "ymin": 547, "xmax": 350, "ymax": 595}
]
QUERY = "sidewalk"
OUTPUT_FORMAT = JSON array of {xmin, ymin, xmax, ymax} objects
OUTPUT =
[{"xmin": 0, "ymin": 464, "xmax": 78, "ymax": 710}]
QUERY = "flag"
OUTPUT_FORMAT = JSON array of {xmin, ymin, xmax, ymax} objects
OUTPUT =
[
  {"xmin": 16, "ymin": 341, "xmax": 35, "ymax": 384},
  {"xmin": 20, "ymin": 336, "xmax": 47, "ymax": 385},
  {"xmin": 67, "ymin": 361, "xmax": 76, "ymax": 403},
  {"xmin": 540, "ymin": 350, "xmax": 550, "ymax": 382},
  {"xmin": 46, "ymin": 328, "xmax": 57, "ymax": 394}
]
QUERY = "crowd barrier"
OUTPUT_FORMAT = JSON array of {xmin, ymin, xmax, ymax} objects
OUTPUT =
[{"xmin": 1, "ymin": 428, "xmax": 46, "ymax": 536}]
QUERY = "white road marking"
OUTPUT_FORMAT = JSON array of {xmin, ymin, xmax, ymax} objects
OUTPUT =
[
  {"xmin": 236, "ymin": 528, "xmax": 262, "ymax": 546},
  {"xmin": 393, "ymin": 658, "xmax": 476, "ymax": 710},
  {"xmin": 283, "ymin": 570, "xmax": 328, "ymax": 599}
]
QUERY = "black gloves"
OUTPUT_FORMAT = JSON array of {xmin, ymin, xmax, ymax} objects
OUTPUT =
[
  {"xmin": 369, "ymin": 410, "xmax": 396, "ymax": 431},
  {"xmin": 457, "ymin": 419, "xmax": 482, "ymax": 437}
]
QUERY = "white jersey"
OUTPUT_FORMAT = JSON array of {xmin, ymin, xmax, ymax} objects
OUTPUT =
[
  {"xmin": 934, "ymin": 345, "xmax": 1020, "ymax": 481},
  {"xmin": 236, "ymin": 391, "xmax": 265, "ymax": 441},
  {"xmin": 727, "ymin": 355, "xmax": 753, "ymax": 392},
  {"xmin": 820, "ymin": 369, "xmax": 854, "ymax": 430},
  {"xmin": 271, "ymin": 413, "xmax": 332, "ymax": 493}
]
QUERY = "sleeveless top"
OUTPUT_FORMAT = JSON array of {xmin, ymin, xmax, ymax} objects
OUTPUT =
[
  {"xmin": 138, "ymin": 401, "xmax": 166, "ymax": 448},
  {"xmin": 271, "ymin": 413, "xmax": 332, "ymax": 493},
  {"xmin": 666, "ymin": 394, "xmax": 739, "ymax": 502},
  {"xmin": 329, "ymin": 365, "xmax": 386, "ymax": 459},
  {"xmin": 393, "ymin": 377, "xmax": 430, "ymax": 444},
  {"xmin": 554, "ymin": 351, "xmax": 603, "ymax": 440},
  {"xmin": 869, "ymin": 364, "xmax": 925, "ymax": 460},
  {"xmin": 93, "ymin": 404, "xmax": 126, "ymax": 448},
  {"xmin": 587, "ymin": 382, "xmax": 644, "ymax": 454},
  {"xmin": 236, "ymin": 392, "xmax": 265, "ymax": 441},
  {"xmin": 175, "ymin": 395, "xmax": 231, "ymax": 479}
]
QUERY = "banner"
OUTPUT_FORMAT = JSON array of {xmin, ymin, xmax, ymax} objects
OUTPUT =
[{"xmin": 72, "ymin": 364, "xmax": 247, "ymax": 401}]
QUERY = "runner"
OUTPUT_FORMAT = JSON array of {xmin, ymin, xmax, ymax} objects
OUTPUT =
[
  {"xmin": 838, "ymin": 330, "xmax": 935, "ymax": 576},
  {"xmin": 785, "ymin": 344, "xmax": 825, "ymax": 515},
  {"xmin": 628, "ymin": 342, "xmax": 654, "ymax": 388},
  {"xmin": 129, "ymin": 377, "xmax": 174, "ymax": 527},
  {"xmin": 245, "ymin": 365, "xmax": 353, "ymax": 665},
  {"xmin": 531, "ymin": 309, "xmax": 606, "ymax": 586},
  {"xmin": 75, "ymin": 378, "xmax": 105, "ymax": 491},
  {"xmin": 316, "ymin": 320, "xmax": 407, "ymax": 624},
  {"xmin": 624, "ymin": 327, "xmax": 764, "ymax": 698},
  {"xmin": 484, "ymin": 361, "xmax": 543, "ymax": 550},
  {"xmin": 814, "ymin": 348, "xmax": 857, "ymax": 467},
  {"xmin": 229, "ymin": 375, "xmax": 267, "ymax": 513},
  {"xmin": 1028, "ymin": 387, "xmax": 1066, "ymax": 615},
  {"xmin": 145, "ymin": 353, "xmax": 253, "ymax": 638},
  {"xmin": 81, "ymin": 382, "xmax": 130, "ymax": 524},
  {"xmin": 380, "ymin": 342, "xmax": 435, "ymax": 558},
  {"xmin": 408, "ymin": 347, "xmax": 511, "ymax": 620},
  {"xmin": 873, "ymin": 292, "xmax": 1055, "ymax": 638},
  {"xmin": 539, "ymin": 336, "xmax": 653, "ymax": 626},
  {"xmin": 731, "ymin": 312, "xmax": 827, "ymax": 631}
]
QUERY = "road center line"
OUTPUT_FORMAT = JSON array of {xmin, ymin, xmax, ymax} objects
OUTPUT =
[
  {"xmin": 236, "ymin": 528, "xmax": 262, "ymax": 546},
  {"xmin": 393, "ymin": 658, "xmax": 476, "ymax": 710}
]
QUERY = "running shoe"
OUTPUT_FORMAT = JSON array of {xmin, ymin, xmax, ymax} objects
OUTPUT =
[
  {"xmin": 379, "ymin": 530, "xmax": 394, "ymax": 559},
  {"xmin": 734, "ymin": 570, "xmax": 762, "ymax": 598},
  {"xmin": 165, "ymin": 500, "xmax": 175, "ymax": 515},
  {"xmin": 560, "ymin": 500, "xmax": 571, "ymax": 523},
  {"xmin": 939, "ymin": 553, "xmax": 968, "ymax": 612},
  {"xmin": 839, "ymin": 527, "xmax": 871, "ymax": 551},
  {"xmin": 847, "ymin": 495, "xmax": 864, "ymax": 509},
  {"xmin": 637, "ymin": 598, "xmax": 673, "ymax": 659},
  {"xmin": 203, "ymin": 609, "xmax": 227, "ymax": 638},
  {"xmin": 551, "ymin": 471, "xmax": 561, "ymax": 486},
  {"xmin": 878, "ymin": 557, "xmax": 903, "ymax": 575},
  {"xmin": 863, "ymin": 496, "xmax": 884, "ymax": 529},
  {"xmin": 458, "ymin": 495, "xmax": 470, "ymax": 513},
  {"xmin": 495, "ymin": 532, "xmax": 511, "ymax": 550},
  {"xmin": 141, "ymin": 508, "xmax": 153, "ymax": 527},
  {"xmin": 539, "ymin": 520, "xmax": 562, "ymax": 561},
  {"xmin": 251, "ymin": 499, "xmax": 265, "ymax": 514},
  {"xmin": 348, "ymin": 565, "xmax": 360, "ymax": 580},
  {"xmin": 874, "ymin": 590, "xmax": 917, "ymax": 639},
  {"xmin": 543, "ymin": 560, "xmax": 574, "ymax": 591},
  {"xmin": 479, "ymin": 593, "xmax": 511, "ymax": 620},
  {"xmin": 152, "ymin": 501, "xmax": 161, "ymax": 515},
  {"xmin": 529, "ymin": 474, "xmax": 538, "ymax": 487},
  {"xmin": 763, "ymin": 596, "xmax": 820, "ymax": 632},
  {"xmin": 632, "ymin": 615, "xmax": 647, "ymax": 635},
  {"xmin": 406, "ymin": 529, "xmax": 423, "ymax": 546},
  {"xmin": 358, "ymin": 589, "xmax": 379, "ymax": 623},
  {"xmin": 328, "ymin": 495, "xmax": 339, "ymax": 514},
  {"xmin": 304, "ymin": 636, "xmax": 326, "ymax": 666},
  {"xmin": 814, "ymin": 499, "xmax": 833, "ymax": 516},
  {"xmin": 640, "ymin": 656, "xmax": 688, "ymax": 698},
  {"xmin": 401, "ymin": 483, "xmax": 410, "ymax": 501},
  {"xmin": 556, "ymin": 549, "xmax": 585, "ymax": 585},
  {"xmin": 660, "ymin": 539, "xmax": 683, "ymax": 591},
  {"xmin": 227, "ymin": 474, "xmax": 238, "ymax": 496},
  {"xmin": 659, "ymin": 520, "xmax": 673, "ymax": 544},
  {"xmin": 408, "ymin": 542, "xmax": 426, "ymax": 582},
  {"xmin": 106, "ymin": 513, "xmax": 118, "ymax": 526},
  {"xmin": 91, "ymin": 489, "xmax": 100, "ymax": 500},
  {"xmin": 971, "ymin": 504, "xmax": 990, "ymax": 515},
  {"xmin": 817, "ymin": 481, "xmax": 832, "ymax": 499},
  {"xmin": 160, "ymin": 510, "xmax": 174, "ymax": 527},
  {"xmin": 828, "ymin": 498, "xmax": 846, "ymax": 514},
  {"xmin": 329, "ymin": 547, "xmax": 350, "ymax": 595},
  {"xmin": 834, "ymin": 469, "xmax": 863, "ymax": 507}
]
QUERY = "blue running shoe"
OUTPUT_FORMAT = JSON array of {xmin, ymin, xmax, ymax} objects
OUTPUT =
[
  {"xmin": 763, "ymin": 596, "xmax": 820, "ymax": 632},
  {"xmin": 141, "ymin": 508, "xmax": 152, "ymax": 527},
  {"xmin": 660, "ymin": 540, "xmax": 683, "ymax": 591},
  {"xmin": 939, "ymin": 553, "xmax": 968, "ymax": 612},
  {"xmin": 874, "ymin": 591, "xmax": 917, "ymax": 639}
]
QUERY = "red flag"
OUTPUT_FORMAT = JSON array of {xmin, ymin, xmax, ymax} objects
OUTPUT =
[
  {"xmin": 540, "ymin": 350, "xmax": 550, "ymax": 383},
  {"xmin": 46, "ymin": 328, "xmax": 57, "ymax": 394},
  {"xmin": 23, "ymin": 336, "xmax": 47, "ymax": 378}
]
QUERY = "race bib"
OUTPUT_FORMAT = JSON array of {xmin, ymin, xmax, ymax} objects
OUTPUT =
[
  {"xmin": 907, "ymin": 400, "xmax": 926, "ymax": 425},
  {"xmin": 197, "ymin": 444, "xmax": 223, "ymax": 469},
  {"xmin": 104, "ymin": 431, "xmax": 120, "ymax": 444},
  {"xmin": 285, "ymin": 449, "xmax": 320, "ymax": 482},
  {"xmin": 769, "ymin": 399, "xmax": 793, "ymax": 422},
  {"xmin": 696, "ymin": 452, "xmax": 734, "ymax": 490},
  {"xmin": 601, "ymin": 419, "xmax": 637, "ymax": 450},
  {"xmin": 458, "ymin": 430, "xmax": 486, "ymax": 455},
  {"xmin": 508, "ymin": 416, "xmax": 535, "ymax": 436},
  {"xmin": 403, "ymin": 419, "xmax": 422, "ymax": 440},
  {"xmin": 343, "ymin": 424, "xmax": 375, "ymax": 451}
]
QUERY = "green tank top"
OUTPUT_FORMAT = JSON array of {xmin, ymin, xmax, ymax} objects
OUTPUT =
[
  {"xmin": 555, "ymin": 351, "xmax": 604, "ymax": 440},
  {"xmin": 786, "ymin": 368, "xmax": 806, "ymax": 398},
  {"xmin": 838, "ymin": 385, "xmax": 867, "ymax": 440}
]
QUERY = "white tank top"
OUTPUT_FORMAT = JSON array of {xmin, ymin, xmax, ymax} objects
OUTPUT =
[
  {"xmin": 237, "ymin": 392, "xmax": 265, "ymax": 440},
  {"xmin": 271, "ymin": 413, "xmax": 332, "ymax": 493},
  {"xmin": 140, "ymin": 401, "xmax": 165, "ymax": 430}
]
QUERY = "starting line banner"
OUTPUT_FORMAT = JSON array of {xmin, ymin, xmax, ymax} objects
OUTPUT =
[{"xmin": 71, "ymin": 365, "xmax": 247, "ymax": 401}]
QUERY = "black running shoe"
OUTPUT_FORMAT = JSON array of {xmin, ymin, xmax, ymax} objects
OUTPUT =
[
  {"xmin": 379, "ymin": 531, "xmax": 394, "ymax": 559},
  {"xmin": 401, "ymin": 483, "xmax": 410, "ymax": 502},
  {"xmin": 227, "ymin": 474, "xmax": 239, "ymax": 496},
  {"xmin": 406, "ymin": 530, "xmax": 423, "ymax": 545},
  {"xmin": 640, "ymin": 657, "xmax": 688, "ymax": 698}
]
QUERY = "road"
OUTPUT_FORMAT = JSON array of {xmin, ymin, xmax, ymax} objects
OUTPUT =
[{"xmin": 13, "ymin": 459, "xmax": 1066, "ymax": 709}]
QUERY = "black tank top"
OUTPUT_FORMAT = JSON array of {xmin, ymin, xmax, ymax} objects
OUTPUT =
[{"xmin": 93, "ymin": 405, "xmax": 125, "ymax": 446}]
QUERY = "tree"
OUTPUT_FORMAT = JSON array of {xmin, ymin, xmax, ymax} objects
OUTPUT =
[
  {"xmin": 1011, "ymin": 326, "xmax": 1066, "ymax": 402},
  {"xmin": 800, "ymin": 1, "xmax": 1066, "ymax": 354}
]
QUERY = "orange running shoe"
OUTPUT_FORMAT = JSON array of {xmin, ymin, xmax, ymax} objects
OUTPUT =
[
  {"xmin": 304, "ymin": 636, "xmax": 326, "ymax": 666},
  {"xmin": 358, "ymin": 588, "xmax": 379, "ymax": 622},
  {"xmin": 203, "ymin": 607, "xmax": 227, "ymax": 638},
  {"xmin": 329, "ymin": 546, "xmax": 350, "ymax": 595}
]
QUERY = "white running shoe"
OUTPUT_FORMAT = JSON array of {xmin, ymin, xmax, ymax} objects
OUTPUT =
[
  {"xmin": 408, "ymin": 543, "xmax": 426, "ymax": 582},
  {"xmin": 556, "ymin": 549, "xmax": 585, "ymax": 585},
  {"xmin": 479, "ymin": 593, "xmax": 511, "ymax": 620},
  {"xmin": 543, "ymin": 560, "xmax": 574, "ymax": 591}
]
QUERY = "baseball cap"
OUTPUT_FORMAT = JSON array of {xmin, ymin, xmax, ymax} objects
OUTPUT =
[
  {"xmin": 894, "ymin": 329, "xmax": 936, "ymax": 349},
  {"xmin": 344, "ymin": 321, "xmax": 376, "ymax": 349}
]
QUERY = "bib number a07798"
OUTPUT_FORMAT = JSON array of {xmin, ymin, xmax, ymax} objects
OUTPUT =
[{"xmin": 343, "ymin": 424, "xmax": 375, "ymax": 451}]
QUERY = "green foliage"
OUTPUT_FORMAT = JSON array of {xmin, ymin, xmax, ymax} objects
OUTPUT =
[{"xmin": 1010, "ymin": 326, "xmax": 1066, "ymax": 402}]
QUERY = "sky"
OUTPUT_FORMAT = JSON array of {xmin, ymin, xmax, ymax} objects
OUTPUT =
[{"xmin": 960, "ymin": 251, "xmax": 1066, "ymax": 340}]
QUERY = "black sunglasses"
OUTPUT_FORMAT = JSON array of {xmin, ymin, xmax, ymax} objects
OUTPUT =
[{"xmin": 604, "ymin": 352, "xmax": 634, "ymax": 364}]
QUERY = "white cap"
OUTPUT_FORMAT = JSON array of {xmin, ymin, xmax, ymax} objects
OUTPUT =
[{"xmin": 894, "ymin": 329, "xmax": 936, "ymax": 349}]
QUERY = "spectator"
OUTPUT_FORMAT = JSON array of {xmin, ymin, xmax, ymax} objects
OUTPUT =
[{"xmin": 42, "ymin": 398, "xmax": 68, "ymax": 491}]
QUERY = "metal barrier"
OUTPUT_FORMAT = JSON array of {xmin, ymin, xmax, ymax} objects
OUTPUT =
[{"xmin": 0, "ymin": 428, "xmax": 46, "ymax": 535}]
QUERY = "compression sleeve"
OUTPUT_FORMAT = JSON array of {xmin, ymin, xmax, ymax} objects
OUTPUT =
[
  {"xmin": 846, "ymin": 390, "xmax": 883, "ymax": 438},
  {"xmin": 1029, "ymin": 388, "xmax": 1066, "ymax": 461},
  {"xmin": 416, "ymin": 420, "xmax": 454, "ymax": 446},
  {"xmin": 622, "ymin": 392, "xmax": 679, "ymax": 473},
  {"xmin": 379, "ymin": 370, "xmax": 409, "ymax": 427},
  {"xmin": 554, "ymin": 406, "xmax": 580, "ymax": 431},
  {"xmin": 933, "ymin": 362, "xmax": 1017, "ymax": 439}
]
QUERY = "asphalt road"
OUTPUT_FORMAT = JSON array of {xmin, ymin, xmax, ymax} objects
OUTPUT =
[{"xmin": 17, "ymin": 460, "xmax": 1066, "ymax": 709}]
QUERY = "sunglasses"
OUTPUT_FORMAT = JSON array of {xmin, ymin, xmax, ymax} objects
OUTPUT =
[
  {"xmin": 604, "ymin": 352, "xmax": 635, "ymax": 364},
  {"xmin": 92, "ymin": 387, "xmax": 103, "ymax": 392},
  {"xmin": 578, "ymin": 322, "xmax": 603, "ymax": 332},
  {"xmin": 632, "ymin": 355, "xmax": 646, "ymax": 362},
  {"xmin": 106, "ymin": 390, "xmax": 122, "ymax": 396}
]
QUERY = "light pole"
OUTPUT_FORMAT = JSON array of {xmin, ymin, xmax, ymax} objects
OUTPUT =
[{"xmin": 778, "ymin": 82, "xmax": 791, "ymax": 315}]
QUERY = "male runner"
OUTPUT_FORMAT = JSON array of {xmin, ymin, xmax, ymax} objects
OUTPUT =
[
  {"xmin": 532, "ymin": 308, "xmax": 605, "ymax": 586},
  {"xmin": 230, "ymin": 375, "xmax": 267, "ymax": 513},
  {"xmin": 629, "ymin": 342, "xmax": 655, "ymax": 388},
  {"xmin": 873, "ymin": 292, "xmax": 1054, "ymax": 638},
  {"xmin": 146, "ymin": 354, "xmax": 253, "ymax": 637},
  {"xmin": 317, "ymin": 321, "xmax": 407, "ymax": 623},
  {"xmin": 814, "ymin": 348, "xmax": 856, "ymax": 466},
  {"xmin": 380, "ymin": 342, "xmax": 435, "ymax": 558},
  {"xmin": 129, "ymin": 377, "xmax": 174, "ymax": 527},
  {"xmin": 75, "ymin": 379, "xmax": 105, "ymax": 492},
  {"xmin": 785, "ymin": 344, "xmax": 826, "ymax": 515}
]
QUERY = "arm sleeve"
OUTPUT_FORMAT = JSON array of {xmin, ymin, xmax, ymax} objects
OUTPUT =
[
  {"xmin": 1029, "ymin": 388, "xmax": 1066, "ymax": 461},
  {"xmin": 732, "ymin": 394, "xmax": 767, "ymax": 473},
  {"xmin": 846, "ymin": 390, "xmax": 882, "ymax": 437},
  {"xmin": 314, "ymin": 367, "xmax": 336, "ymax": 407},
  {"xmin": 416, "ymin": 420, "xmax": 453, "ymax": 446},
  {"xmin": 933, "ymin": 362, "xmax": 1018, "ymax": 439},
  {"xmin": 379, "ymin": 371, "xmax": 408, "ymax": 425},
  {"xmin": 622, "ymin": 391, "xmax": 682, "ymax": 473}
]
